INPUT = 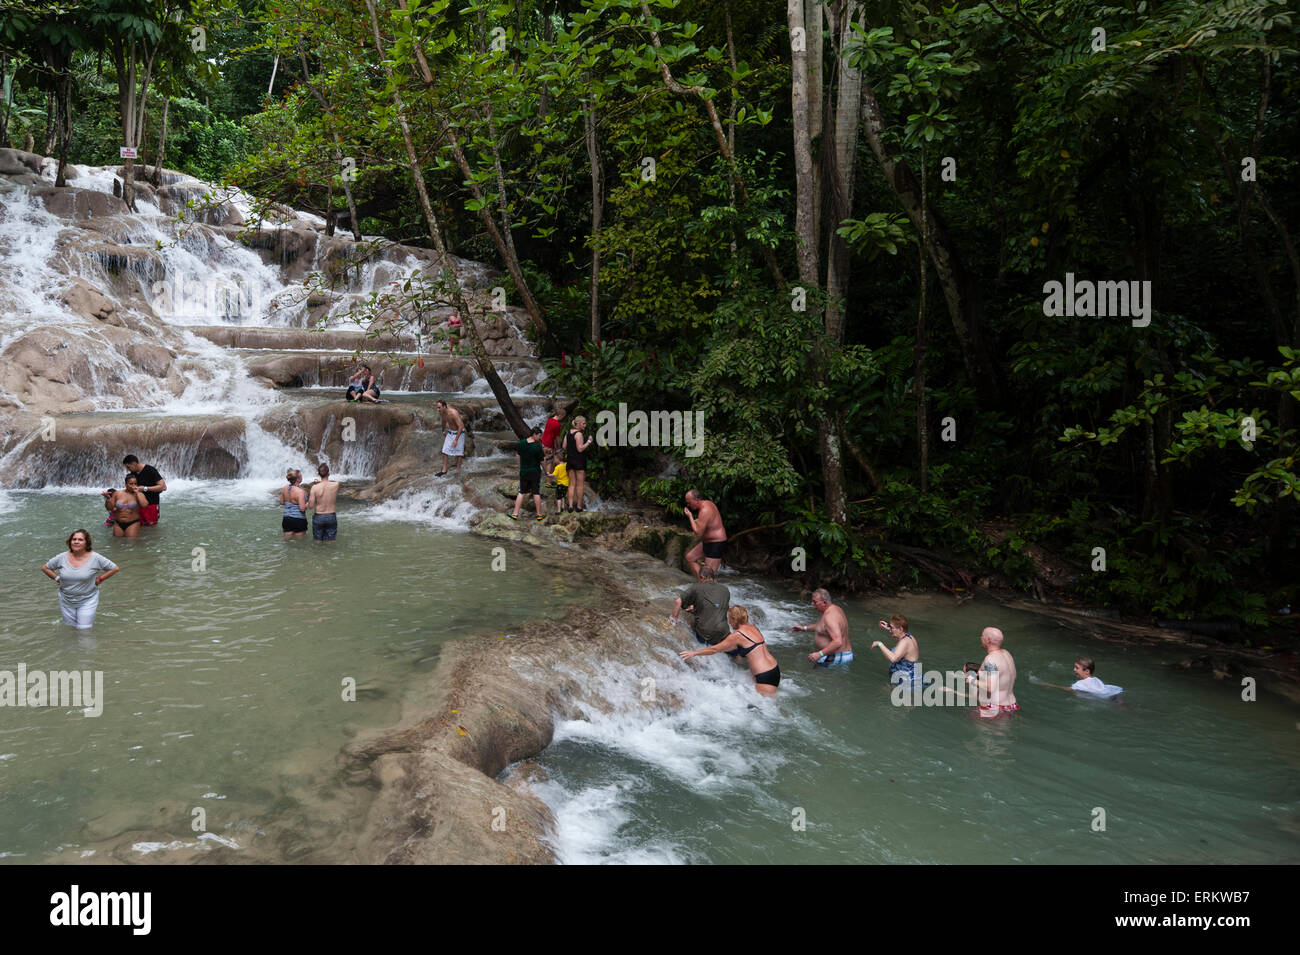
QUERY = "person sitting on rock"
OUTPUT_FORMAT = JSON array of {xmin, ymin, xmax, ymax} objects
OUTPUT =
[
  {"xmin": 345, "ymin": 365, "xmax": 374, "ymax": 401},
  {"xmin": 348, "ymin": 365, "xmax": 380, "ymax": 403}
]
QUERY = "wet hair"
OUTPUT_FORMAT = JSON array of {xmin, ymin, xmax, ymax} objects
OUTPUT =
[
  {"xmin": 123, "ymin": 455, "xmax": 139, "ymax": 465},
  {"xmin": 67, "ymin": 529, "xmax": 93, "ymax": 552},
  {"xmin": 436, "ymin": 399, "xmax": 447, "ymax": 409},
  {"xmin": 124, "ymin": 475, "xmax": 138, "ymax": 487},
  {"xmin": 728, "ymin": 605, "xmax": 749, "ymax": 628},
  {"xmin": 1075, "ymin": 657, "xmax": 1095, "ymax": 675},
  {"xmin": 698, "ymin": 564, "xmax": 717, "ymax": 581},
  {"xmin": 685, "ymin": 488, "xmax": 700, "ymax": 502},
  {"xmin": 812, "ymin": 588, "xmax": 831, "ymax": 604},
  {"xmin": 318, "ymin": 463, "xmax": 330, "ymax": 478},
  {"xmin": 890, "ymin": 614, "xmax": 909, "ymax": 632},
  {"xmin": 287, "ymin": 469, "xmax": 302, "ymax": 484},
  {"xmin": 530, "ymin": 426, "xmax": 542, "ymax": 437}
]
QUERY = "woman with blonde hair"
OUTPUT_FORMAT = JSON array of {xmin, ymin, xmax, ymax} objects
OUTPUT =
[
  {"xmin": 565, "ymin": 414, "xmax": 593, "ymax": 512},
  {"xmin": 679, "ymin": 606, "xmax": 781, "ymax": 695},
  {"xmin": 281, "ymin": 468, "xmax": 308, "ymax": 540}
]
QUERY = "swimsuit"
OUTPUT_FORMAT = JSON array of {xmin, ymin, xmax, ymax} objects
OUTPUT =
[
  {"xmin": 732, "ymin": 630, "xmax": 781, "ymax": 687},
  {"xmin": 282, "ymin": 489, "xmax": 307, "ymax": 532},
  {"xmin": 443, "ymin": 429, "xmax": 465, "ymax": 456},
  {"xmin": 702, "ymin": 540, "xmax": 726, "ymax": 560},
  {"xmin": 889, "ymin": 657, "xmax": 922, "ymax": 685},
  {"xmin": 978, "ymin": 702, "xmax": 1020, "ymax": 714},
  {"xmin": 312, "ymin": 513, "xmax": 338, "ymax": 541},
  {"xmin": 114, "ymin": 497, "xmax": 140, "ymax": 530},
  {"xmin": 816, "ymin": 650, "xmax": 854, "ymax": 667},
  {"xmin": 565, "ymin": 432, "xmax": 587, "ymax": 470}
]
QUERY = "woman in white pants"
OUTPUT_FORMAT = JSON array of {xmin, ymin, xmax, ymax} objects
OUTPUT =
[{"xmin": 42, "ymin": 529, "xmax": 120, "ymax": 629}]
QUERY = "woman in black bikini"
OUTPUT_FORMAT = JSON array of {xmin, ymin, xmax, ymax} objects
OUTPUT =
[
  {"xmin": 679, "ymin": 605, "xmax": 781, "ymax": 695},
  {"xmin": 108, "ymin": 476, "xmax": 148, "ymax": 538},
  {"xmin": 565, "ymin": 415, "xmax": 593, "ymax": 512}
]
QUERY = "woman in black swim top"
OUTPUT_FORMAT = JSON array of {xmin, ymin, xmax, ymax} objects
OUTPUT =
[
  {"xmin": 565, "ymin": 415, "xmax": 593, "ymax": 512},
  {"xmin": 679, "ymin": 605, "xmax": 780, "ymax": 695}
]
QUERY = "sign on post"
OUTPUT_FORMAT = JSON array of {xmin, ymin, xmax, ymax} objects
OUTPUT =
[{"xmin": 119, "ymin": 146, "xmax": 138, "ymax": 159}]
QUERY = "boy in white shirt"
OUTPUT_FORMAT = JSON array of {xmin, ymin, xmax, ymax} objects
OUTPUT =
[{"xmin": 1070, "ymin": 657, "xmax": 1124, "ymax": 697}]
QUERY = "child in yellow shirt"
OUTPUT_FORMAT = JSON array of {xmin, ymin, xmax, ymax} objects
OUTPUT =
[{"xmin": 552, "ymin": 462, "xmax": 571, "ymax": 513}]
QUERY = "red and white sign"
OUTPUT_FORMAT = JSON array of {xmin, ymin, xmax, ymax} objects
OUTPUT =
[{"xmin": 119, "ymin": 146, "xmax": 138, "ymax": 159}]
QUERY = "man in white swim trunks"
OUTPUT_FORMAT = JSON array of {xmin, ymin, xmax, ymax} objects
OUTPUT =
[{"xmin": 436, "ymin": 399, "xmax": 466, "ymax": 476}]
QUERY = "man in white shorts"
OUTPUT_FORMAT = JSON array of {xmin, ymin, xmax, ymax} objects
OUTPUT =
[{"xmin": 436, "ymin": 399, "xmax": 466, "ymax": 476}]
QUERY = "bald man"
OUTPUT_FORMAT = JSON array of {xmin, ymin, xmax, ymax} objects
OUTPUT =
[{"xmin": 965, "ymin": 627, "xmax": 1019, "ymax": 716}]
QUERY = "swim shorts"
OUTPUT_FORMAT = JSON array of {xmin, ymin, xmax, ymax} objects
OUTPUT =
[
  {"xmin": 978, "ymin": 702, "xmax": 1020, "ymax": 716},
  {"xmin": 140, "ymin": 504, "xmax": 159, "ymax": 525},
  {"xmin": 442, "ymin": 431, "xmax": 465, "ymax": 456},
  {"xmin": 282, "ymin": 516, "xmax": 308, "ymax": 533},
  {"xmin": 519, "ymin": 473, "xmax": 541, "ymax": 496},
  {"xmin": 312, "ymin": 513, "xmax": 338, "ymax": 541},
  {"xmin": 702, "ymin": 540, "xmax": 726, "ymax": 560},
  {"xmin": 816, "ymin": 650, "xmax": 854, "ymax": 667}
]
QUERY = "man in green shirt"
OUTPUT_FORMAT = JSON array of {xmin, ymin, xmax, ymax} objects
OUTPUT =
[
  {"xmin": 511, "ymin": 426, "xmax": 547, "ymax": 521},
  {"xmin": 669, "ymin": 564, "xmax": 734, "ymax": 653}
]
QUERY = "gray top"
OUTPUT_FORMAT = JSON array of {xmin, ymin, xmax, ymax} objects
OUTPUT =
[
  {"xmin": 679, "ymin": 582, "xmax": 731, "ymax": 642},
  {"xmin": 46, "ymin": 551, "xmax": 117, "ymax": 605}
]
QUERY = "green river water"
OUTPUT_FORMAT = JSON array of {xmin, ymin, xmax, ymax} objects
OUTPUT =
[
  {"xmin": 0, "ymin": 486, "xmax": 585, "ymax": 862},
  {"xmin": 1, "ymin": 489, "xmax": 1297, "ymax": 864}
]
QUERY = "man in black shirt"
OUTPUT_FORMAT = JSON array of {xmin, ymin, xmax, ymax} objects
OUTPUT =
[
  {"xmin": 123, "ymin": 455, "xmax": 166, "ymax": 525},
  {"xmin": 670, "ymin": 564, "xmax": 733, "ymax": 651}
]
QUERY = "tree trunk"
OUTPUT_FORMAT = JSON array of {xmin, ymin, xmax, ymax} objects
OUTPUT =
[
  {"xmin": 43, "ymin": 89, "xmax": 56, "ymax": 155},
  {"xmin": 807, "ymin": 0, "xmax": 823, "ymax": 251},
  {"xmin": 788, "ymin": 0, "xmax": 818, "ymax": 286},
  {"xmin": 916, "ymin": 145, "xmax": 929, "ymax": 493},
  {"xmin": 822, "ymin": 1, "xmax": 863, "ymax": 342},
  {"xmin": 152, "ymin": 96, "xmax": 168, "ymax": 186},
  {"xmin": 859, "ymin": 80, "xmax": 1002, "ymax": 408},
  {"xmin": 1, "ymin": 53, "xmax": 11, "ymax": 148},
  {"xmin": 818, "ymin": 414, "xmax": 849, "ymax": 526},
  {"xmin": 585, "ymin": 97, "xmax": 603, "ymax": 343},
  {"xmin": 724, "ymin": 0, "xmax": 739, "ymax": 261},
  {"xmin": 364, "ymin": 0, "xmax": 529, "ymax": 438},
  {"xmin": 54, "ymin": 74, "xmax": 71, "ymax": 187},
  {"xmin": 113, "ymin": 39, "xmax": 138, "ymax": 211}
]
